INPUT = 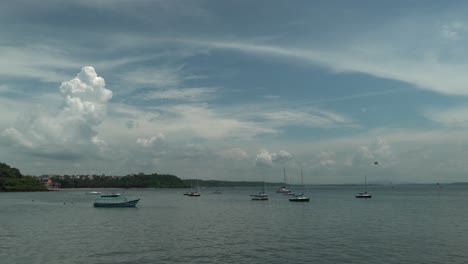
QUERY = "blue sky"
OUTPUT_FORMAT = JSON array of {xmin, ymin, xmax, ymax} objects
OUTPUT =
[{"xmin": 1, "ymin": 0, "xmax": 468, "ymax": 184}]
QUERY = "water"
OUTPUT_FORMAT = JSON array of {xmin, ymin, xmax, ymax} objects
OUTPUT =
[{"xmin": 1, "ymin": 185, "xmax": 467, "ymax": 264}]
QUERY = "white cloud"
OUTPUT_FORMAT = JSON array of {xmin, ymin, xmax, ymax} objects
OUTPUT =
[
  {"xmin": 138, "ymin": 87, "xmax": 218, "ymax": 101},
  {"xmin": 319, "ymin": 151, "xmax": 336, "ymax": 166},
  {"xmin": 255, "ymin": 149, "xmax": 273, "ymax": 166},
  {"xmin": 0, "ymin": 45, "xmax": 81, "ymax": 82},
  {"xmin": 255, "ymin": 149, "xmax": 292, "ymax": 167},
  {"xmin": 155, "ymin": 104, "xmax": 278, "ymax": 139},
  {"xmin": 179, "ymin": 38, "xmax": 468, "ymax": 96},
  {"xmin": 220, "ymin": 147, "xmax": 249, "ymax": 160},
  {"xmin": 2, "ymin": 127, "xmax": 34, "ymax": 148},
  {"xmin": 343, "ymin": 137, "xmax": 395, "ymax": 169},
  {"xmin": 272, "ymin": 150, "xmax": 292, "ymax": 162},
  {"xmin": 121, "ymin": 67, "xmax": 185, "ymax": 87},
  {"xmin": 261, "ymin": 109, "xmax": 354, "ymax": 128},
  {"xmin": 424, "ymin": 106, "xmax": 468, "ymax": 127},
  {"xmin": 0, "ymin": 85, "xmax": 10, "ymax": 92},
  {"xmin": 136, "ymin": 133, "xmax": 165, "ymax": 147},
  {"xmin": 1, "ymin": 66, "xmax": 112, "ymax": 158},
  {"xmin": 442, "ymin": 22, "xmax": 465, "ymax": 40}
]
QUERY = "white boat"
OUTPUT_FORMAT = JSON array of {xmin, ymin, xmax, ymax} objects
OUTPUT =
[
  {"xmin": 355, "ymin": 176, "xmax": 372, "ymax": 199},
  {"xmin": 251, "ymin": 192, "xmax": 269, "ymax": 200},
  {"xmin": 289, "ymin": 169, "xmax": 309, "ymax": 202},
  {"xmin": 277, "ymin": 168, "xmax": 293, "ymax": 195},
  {"xmin": 188, "ymin": 180, "xmax": 201, "ymax": 197},
  {"xmin": 86, "ymin": 191, "xmax": 101, "ymax": 195},
  {"xmin": 252, "ymin": 176, "xmax": 269, "ymax": 201}
]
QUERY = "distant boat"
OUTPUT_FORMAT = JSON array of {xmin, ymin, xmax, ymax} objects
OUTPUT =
[
  {"xmin": 252, "ymin": 176, "xmax": 269, "ymax": 201},
  {"xmin": 289, "ymin": 194, "xmax": 310, "ymax": 202},
  {"xmin": 100, "ymin": 193, "xmax": 120, "ymax": 197},
  {"xmin": 188, "ymin": 180, "xmax": 201, "ymax": 197},
  {"xmin": 213, "ymin": 189, "xmax": 222, "ymax": 194},
  {"xmin": 93, "ymin": 196, "xmax": 140, "ymax": 207},
  {"xmin": 276, "ymin": 168, "xmax": 292, "ymax": 194},
  {"xmin": 86, "ymin": 191, "xmax": 101, "ymax": 195},
  {"xmin": 289, "ymin": 169, "xmax": 310, "ymax": 202},
  {"xmin": 355, "ymin": 176, "xmax": 372, "ymax": 199},
  {"xmin": 251, "ymin": 192, "xmax": 269, "ymax": 201}
]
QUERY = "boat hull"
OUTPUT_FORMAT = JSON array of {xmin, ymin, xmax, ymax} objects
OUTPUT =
[
  {"xmin": 289, "ymin": 197, "xmax": 310, "ymax": 202},
  {"xmin": 93, "ymin": 199, "xmax": 140, "ymax": 208},
  {"xmin": 355, "ymin": 195, "xmax": 372, "ymax": 199},
  {"xmin": 252, "ymin": 197, "xmax": 269, "ymax": 201}
]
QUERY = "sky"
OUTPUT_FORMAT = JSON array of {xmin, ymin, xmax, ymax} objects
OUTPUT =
[{"xmin": 2, "ymin": 0, "xmax": 468, "ymax": 184}]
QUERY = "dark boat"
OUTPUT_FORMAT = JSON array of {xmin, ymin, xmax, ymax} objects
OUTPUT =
[
  {"xmin": 355, "ymin": 192, "xmax": 372, "ymax": 199},
  {"xmin": 93, "ymin": 196, "xmax": 140, "ymax": 207}
]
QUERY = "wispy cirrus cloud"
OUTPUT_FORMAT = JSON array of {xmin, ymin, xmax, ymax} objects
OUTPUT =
[
  {"xmin": 136, "ymin": 87, "xmax": 218, "ymax": 101},
  {"xmin": 260, "ymin": 109, "xmax": 355, "ymax": 128},
  {"xmin": 176, "ymin": 35, "xmax": 468, "ymax": 96},
  {"xmin": 156, "ymin": 104, "xmax": 279, "ymax": 139},
  {"xmin": 442, "ymin": 21, "xmax": 466, "ymax": 40},
  {"xmin": 121, "ymin": 66, "xmax": 186, "ymax": 87},
  {"xmin": 424, "ymin": 105, "xmax": 468, "ymax": 127}
]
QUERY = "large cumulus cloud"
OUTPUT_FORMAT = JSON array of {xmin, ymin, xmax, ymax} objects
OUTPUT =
[{"xmin": 1, "ymin": 66, "xmax": 112, "ymax": 158}]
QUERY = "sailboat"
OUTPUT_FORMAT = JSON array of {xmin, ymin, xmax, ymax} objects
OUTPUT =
[
  {"xmin": 213, "ymin": 180, "xmax": 223, "ymax": 194},
  {"xmin": 355, "ymin": 175, "xmax": 372, "ymax": 199},
  {"xmin": 188, "ymin": 180, "xmax": 201, "ymax": 197},
  {"xmin": 277, "ymin": 168, "xmax": 294, "ymax": 195},
  {"xmin": 183, "ymin": 180, "xmax": 194, "ymax": 195},
  {"xmin": 251, "ymin": 175, "xmax": 269, "ymax": 201},
  {"xmin": 289, "ymin": 169, "xmax": 310, "ymax": 202}
]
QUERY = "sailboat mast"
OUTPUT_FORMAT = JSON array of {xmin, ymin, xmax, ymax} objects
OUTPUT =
[
  {"xmin": 283, "ymin": 168, "xmax": 286, "ymax": 186},
  {"xmin": 301, "ymin": 168, "xmax": 305, "ymax": 193},
  {"xmin": 364, "ymin": 175, "xmax": 367, "ymax": 192},
  {"xmin": 301, "ymin": 169, "xmax": 303, "ymax": 185},
  {"xmin": 262, "ymin": 174, "xmax": 266, "ymax": 193}
]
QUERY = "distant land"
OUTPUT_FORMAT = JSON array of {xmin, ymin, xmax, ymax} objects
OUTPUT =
[
  {"xmin": 0, "ymin": 162, "xmax": 454, "ymax": 192},
  {"xmin": 0, "ymin": 162, "xmax": 48, "ymax": 192},
  {"xmin": 1, "ymin": 162, "xmax": 287, "ymax": 191}
]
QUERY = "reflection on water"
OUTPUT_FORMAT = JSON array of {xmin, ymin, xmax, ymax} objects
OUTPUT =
[{"xmin": 1, "ymin": 185, "xmax": 468, "ymax": 264}]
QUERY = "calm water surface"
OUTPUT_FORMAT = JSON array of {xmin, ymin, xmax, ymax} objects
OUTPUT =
[{"xmin": 1, "ymin": 185, "xmax": 467, "ymax": 264}]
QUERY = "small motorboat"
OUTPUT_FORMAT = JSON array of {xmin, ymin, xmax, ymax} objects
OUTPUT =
[
  {"xmin": 289, "ymin": 193, "xmax": 310, "ymax": 202},
  {"xmin": 93, "ymin": 196, "xmax": 140, "ymax": 207},
  {"xmin": 355, "ymin": 192, "xmax": 372, "ymax": 199}
]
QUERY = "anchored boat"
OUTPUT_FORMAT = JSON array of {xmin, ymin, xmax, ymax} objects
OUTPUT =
[{"xmin": 93, "ymin": 195, "xmax": 140, "ymax": 207}]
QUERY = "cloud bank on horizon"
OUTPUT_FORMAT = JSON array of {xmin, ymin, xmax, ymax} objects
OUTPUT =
[{"xmin": 1, "ymin": 1, "xmax": 468, "ymax": 183}]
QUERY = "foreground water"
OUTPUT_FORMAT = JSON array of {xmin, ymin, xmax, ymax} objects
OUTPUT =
[{"xmin": 1, "ymin": 185, "xmax": 467, "ymax": 264}]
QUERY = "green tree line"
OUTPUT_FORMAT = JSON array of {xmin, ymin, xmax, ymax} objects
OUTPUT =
[
  {"xmin": 0, "ymin": 163, "xmax": 47, "ymax": 191},
  {"xmin": 52, "ymin": 173, "xmax": 188, "ymax": 188}
]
